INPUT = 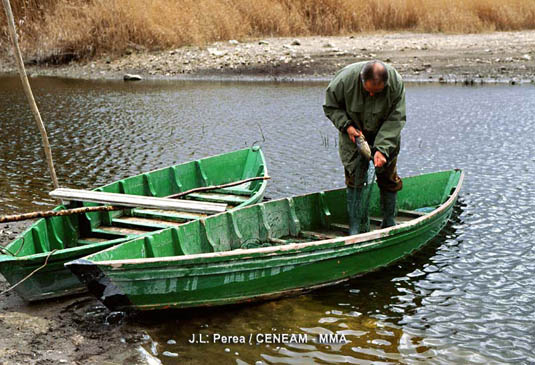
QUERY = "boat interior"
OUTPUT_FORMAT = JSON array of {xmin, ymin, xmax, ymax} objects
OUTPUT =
[
  {"xmin": 3, "ymin": 148, "xmax": 266, "ymax": 257},
  {"xmin": 86, "ymin": 170, "xmax": 462, "ymax": 262}
]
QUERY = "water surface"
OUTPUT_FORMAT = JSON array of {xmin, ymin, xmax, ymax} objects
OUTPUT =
[{"xmin": 1, "ymin": 77, "xmax": 534, "ymax": 364}]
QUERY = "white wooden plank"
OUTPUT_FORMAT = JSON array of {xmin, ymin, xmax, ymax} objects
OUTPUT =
[{"xmin": 49, "ymin": 188, "xmax": 227, "ymax": 214}]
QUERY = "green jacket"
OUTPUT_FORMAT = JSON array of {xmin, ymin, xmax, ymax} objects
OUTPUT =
[{"xmin": 323, "ymin": 62, "xmax": 406, "ymax": 174}]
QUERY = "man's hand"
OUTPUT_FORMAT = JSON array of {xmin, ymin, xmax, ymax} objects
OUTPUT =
[
  {"xmin": 346, "ymin": 125, "xmax": 362, "ymax": 144},
  {"xmin": 374, "ymin": 151, "xmax": 387, "ymax": 168}
]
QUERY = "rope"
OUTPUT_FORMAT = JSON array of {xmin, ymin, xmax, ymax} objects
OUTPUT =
[{"xmin": 0, "ymin": 249, "xmax": 57, "ymax": 296}]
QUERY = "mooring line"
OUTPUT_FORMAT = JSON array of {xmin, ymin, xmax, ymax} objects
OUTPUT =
[{"xmin": 0, "ymin": 249, "xmax": 57, "ymax": 296}]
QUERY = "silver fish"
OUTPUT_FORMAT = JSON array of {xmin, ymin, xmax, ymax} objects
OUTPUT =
[{"xmin": 355, "ymin": 134, "xmax": 372, "ymax": 161}]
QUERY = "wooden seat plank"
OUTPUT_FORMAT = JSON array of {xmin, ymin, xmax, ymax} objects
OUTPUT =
[
  {"xmin": 132, "ymin": 208, "xmax": 208, "ymax": 222},
  {"xmin": 112, "ymin": 216, "xmax": 183, "ymax": 229},
  {"xmin": 93, "ymin": 226, "xmax": 153, "ymax": 236},
  {"xmin": 215, "ymin": 182, "xmax": 253, "ymax": 196},
  {"xmin": 185, "ymin": 192, "xmax": 249, "ymax": 204},
  {"xmin": 77, "ymin": 237, "xmax": 108, "ymax": 243}
]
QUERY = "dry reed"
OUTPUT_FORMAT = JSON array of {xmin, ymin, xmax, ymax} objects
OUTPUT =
[{"xmin": 1, "ymin": 0, "xmax": 535, "ymax": 62}]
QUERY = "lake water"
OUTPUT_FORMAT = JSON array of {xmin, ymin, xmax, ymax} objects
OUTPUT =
[{"xmin": 1, "ymin": 76, "xmax": 535, "ymax": 364}]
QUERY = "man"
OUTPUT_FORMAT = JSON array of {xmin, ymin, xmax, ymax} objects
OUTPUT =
[{"xmin": 323, "ymin": 60, "xmax": 406, "ymax": 234}]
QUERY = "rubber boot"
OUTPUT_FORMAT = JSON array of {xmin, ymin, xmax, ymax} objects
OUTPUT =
[
  {"xmin": 346, "ymin": 187, "xmax": 370, "ymax": 235},
  {"xmin": 347, "ymin": 187, "xmax": 358, "ymax": 235},
  {"xmin": 380, "ymin": 191, "xmax": 397, "ymax": 228}
]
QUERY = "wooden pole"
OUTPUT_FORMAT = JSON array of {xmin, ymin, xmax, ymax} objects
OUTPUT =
[
  {"xmin": 2, "ymin": 0, "xmax": 59, "ymax": 189},
  {"xmin": 0, "ymin": 205, "xmax": 124, "ymax": 223},
  {"xmin": 166, "ymin": 176, "xmax": 270, "ymax": 199},
  {"xmin": 0, "ymin": 176, "xmax": 271, "ymax": 223}
]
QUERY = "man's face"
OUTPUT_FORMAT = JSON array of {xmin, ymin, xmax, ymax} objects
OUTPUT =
[{"xmin": 363, "ymin": 80, "xmax": 385, "ymax": 96}]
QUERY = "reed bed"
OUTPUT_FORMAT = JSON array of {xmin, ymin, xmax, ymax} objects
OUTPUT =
[{"xmin": 2, "ymin": 0, "xmax": 535, "ymax": 62}]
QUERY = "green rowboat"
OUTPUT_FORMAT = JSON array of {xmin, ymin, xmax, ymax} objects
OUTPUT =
[
  {"xmin": 66, "ymin": 169, "xmax": 463, "ymax": 311},
  {"xmin": 0, "ymin": 147, "xmax": 268, "ymax": 301}
]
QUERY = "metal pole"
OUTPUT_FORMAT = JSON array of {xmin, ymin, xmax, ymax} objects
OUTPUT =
[{"xmin": 2, "ymin": 0, "xmax": 60, "ymax": 189}]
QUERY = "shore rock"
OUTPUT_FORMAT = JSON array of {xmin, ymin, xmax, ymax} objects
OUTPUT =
[{"xmin": 123, "ymin": 74, "xmax": 143, "ymax": 81}]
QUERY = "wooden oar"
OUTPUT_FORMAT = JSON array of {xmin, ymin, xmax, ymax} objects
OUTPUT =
[{"xmin": 0, "ymin": 176, "xmax": 270, "ymax": 223}]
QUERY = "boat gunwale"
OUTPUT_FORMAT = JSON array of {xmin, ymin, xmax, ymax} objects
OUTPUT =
[
  {"xmin": 102, "ymin": 146, "xmax": 263, "ymax": 191},
  {"xmin": 0, "ymin": 234, "xmax": 149, "ymax": 263},
  {"xmin": 75, "ymin": 169, "xmax": 464, "ymax": 267}
]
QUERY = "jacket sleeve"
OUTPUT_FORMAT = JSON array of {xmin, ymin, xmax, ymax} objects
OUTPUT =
[
  {"xmin": 323, "ymin": 78, "xmax": 352, "ymax": 133},
  {"xmin": 374, "ymin": 81, "xmax": 406, "ymax": 159}
]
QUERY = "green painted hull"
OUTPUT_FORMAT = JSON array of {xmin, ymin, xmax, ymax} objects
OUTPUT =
[
  {"xmin": 0, "ymin": 147, "xmax": 268, "ymax": 301},
  {"xmin": 67, "ymin": 169, "xmax": 464, "ymax": 311}
]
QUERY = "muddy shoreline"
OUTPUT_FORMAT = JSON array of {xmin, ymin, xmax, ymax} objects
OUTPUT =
[
  {"xmin": 1, "ymin": 31, "xmax": 535, "ymax": 83},
  {"xmin": 0, "ymin": 221, "xmax": 149, "ymax": 364}
]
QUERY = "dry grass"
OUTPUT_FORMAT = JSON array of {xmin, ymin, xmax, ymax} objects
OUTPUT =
[{"xmin": 1, "ymin": 0, "xmax": 535, "ymax": 62}]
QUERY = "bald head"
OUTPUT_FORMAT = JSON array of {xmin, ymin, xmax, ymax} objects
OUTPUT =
[{"xmin": 361, "ymin": 61, "xmax": 388, "ymax": 85}]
